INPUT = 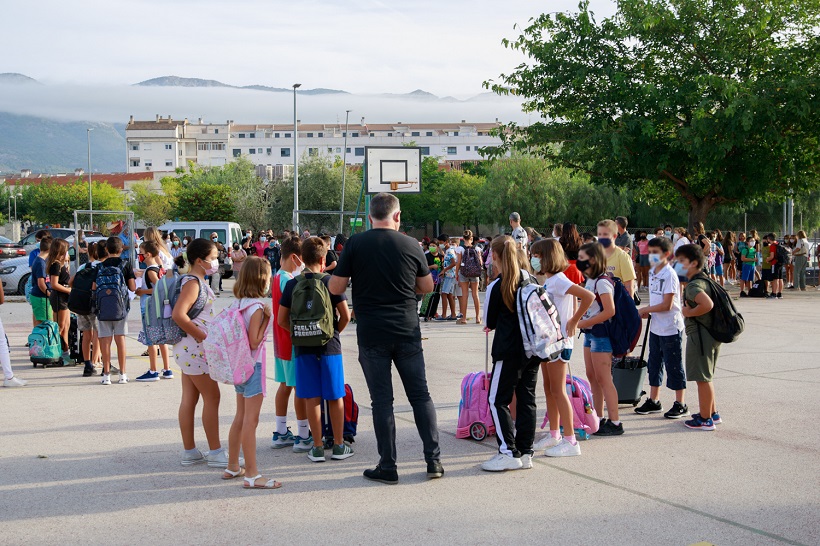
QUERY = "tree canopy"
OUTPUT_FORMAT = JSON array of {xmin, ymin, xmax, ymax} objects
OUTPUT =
[
  {"xmin": 485, "ymin": 0, "xmax": 820, "ymax": 229},
  {"xmin": 22, "ymin": 180, "xmax": 123, "ymax": 226}
]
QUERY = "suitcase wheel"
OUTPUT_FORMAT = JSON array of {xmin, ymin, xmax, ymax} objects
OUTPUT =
[{"xmin": 470, "ymin": 422, "xmax": 487, "ymax": 441}]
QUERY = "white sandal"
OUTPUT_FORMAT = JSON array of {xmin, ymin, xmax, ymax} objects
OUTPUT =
[
  {"xmin": 222, "ymin": 467, "xmax": 245, "ymax": 480},
  {"xmin": 243, "ymin": 474, "xmax": 282, "ymax": 489}
]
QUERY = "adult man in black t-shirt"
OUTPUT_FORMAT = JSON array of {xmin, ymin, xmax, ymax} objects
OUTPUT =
[{"xmin": 329, "ymin": 193, "xmax": 443, "ymax": 484}]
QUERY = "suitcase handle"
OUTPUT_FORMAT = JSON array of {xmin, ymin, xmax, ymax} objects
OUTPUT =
[
  {"xmin": 484, "ymin": 329, "xmax": 490, "ymax": 390},
  {"xmin": 639, "ymin": 315, "xmax": 651, "ymax": 362}
]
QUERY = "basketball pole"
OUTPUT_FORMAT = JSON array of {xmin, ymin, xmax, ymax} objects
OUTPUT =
[{"xmin": 351, "ymin": 159, "xmax": 367, "ymax": 235}]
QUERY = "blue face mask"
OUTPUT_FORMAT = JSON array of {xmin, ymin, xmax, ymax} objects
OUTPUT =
[
  {"xmin": 598, "ymin": 237, "xmax": 612, "ymax": 249},
  {"xmin": 664, "ymin": 231, "xmax": 672, "ymax": 238},
  {"xmin": 648, "ymin": 253, "xmax": 663, "ymax": 267},
  {"xmin": 530, "ymin": 257, "xmax": 541, "ymax": 272},
  {"xmin": 673, "ymin": 262, "xmax": 688, "ymax": 279}
]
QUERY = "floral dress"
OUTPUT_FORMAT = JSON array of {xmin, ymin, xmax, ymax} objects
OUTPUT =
[{"xmin": 172, "ymin": 277, "xmax": 216, "ymax": 376}]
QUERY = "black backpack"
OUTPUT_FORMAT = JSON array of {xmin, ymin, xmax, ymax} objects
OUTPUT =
[
  {"xmin": 775, "ymin": 243, "xmax": 790, "ymax": 265},
  {"xmin": 747, "ymin": 281, "xmax": 768, "ymax": 298},
  {"xmin": 68, "ymin": 264, "xmax": 100, "ymax": 315},
  {"xmin": 691, "ymin": 274, "xmax": 745, "ymax": 343}
]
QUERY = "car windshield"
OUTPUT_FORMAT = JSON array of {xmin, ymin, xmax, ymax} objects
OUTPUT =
[{"xmin": 0, "ymin": 236, "xmax": 13, "ymax": 244}]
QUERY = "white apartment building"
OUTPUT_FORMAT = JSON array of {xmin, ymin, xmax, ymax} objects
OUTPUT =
[{"xmin": 125, "ymin": 116, "xmax": 503, "ymax": 175}]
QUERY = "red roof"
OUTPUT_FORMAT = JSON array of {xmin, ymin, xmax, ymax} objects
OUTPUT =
[{"xmin": 1, "ymin": 172, "xmax": 154, "ymax": 190}]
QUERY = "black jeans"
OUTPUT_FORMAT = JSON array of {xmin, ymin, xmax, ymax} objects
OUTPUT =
[
  {"xmin": 488, "ymin": 355, "xmax": 539, "ymax": 458},
  {"xmin": 358, "ymin": 340, "xmax": 441, "ymax": 471}
]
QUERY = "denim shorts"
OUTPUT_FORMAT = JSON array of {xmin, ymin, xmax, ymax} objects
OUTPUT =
[
  {"xmin": 234, "ymin": 362, "xmax": 263, "ymax": 398},
  {"xmin": 441, "ymin": 276, "xmax": 457, "ymax": 294},
  {"xmin": 584, "ymin": 333, "xmax": 612, "ymax": 353}
]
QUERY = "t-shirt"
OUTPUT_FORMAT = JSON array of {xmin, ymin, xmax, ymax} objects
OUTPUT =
[
  {"xmin": 272, "ymin": 270, "xmax": 295, "ymax": 360},
  {"xmin": 426, "ymin": 251, "xmax": 443, "ymax": 281},
  {"xmin": 542, "ymin": 272, "xmax": 575, "ymax": 349},
  {"xmin": 28, "ymin": 248, "xmax": 40, "ymax": 268},
  {"xmin": 636, "ymin": 239, "xmax": 649, "ymax": 256},
  {"xmin": 761, "ymin": 245, "xmax": 772, "ymax": 269},
  {"xmin": 673, "ymin": 236, "xmax": 691, "ymax": 252},
  {"xmin": 583, "ymin": 275, "xmax": 614, "ymax": 321},
  {"xmin": 48, "ymin": 261, "xmax": 71, "ymax": 295},
  {"xmin": 326, "ymin": 248, "xmax": 338, "ymax": 266},
  {"xmin": 100, "ymin": 257, "xmax": 137, "ymax": 282},
  {"xmin": 615, "ymin": 231, "xmax": 633, "ymax": 253},
  {"xmin": 334, "ymin": 228, "xmax": 429, "ymax": 346},
  {"xmin": 648, "ymin": 264, "xmax": 684, "ymax": 336},
  {"xmin": 30, "ymin": 256, "xmax": 50, "ymax": 298},
  {"xmin": 443, "ymin": 248, "xmax": 457, "ymax": 278},
  {"xmin": 605, "ymin": 247, "xmax": 636, "ymax": 283},
  {"xmin": 511, "ymin": 226, "xmax": 528, "ymax": 249},
  {"xmin": 741, "ymin": 246, "xmax": 756, "ymax": 265},
  {"xmin": 768, "ymin": 242, "xmax": 780, "ymax": 266},
  {"xmin": 794, "ymin": 238, "xmax": 809, "ymax": 256},
  {"xmin": 485, "ymin": 275, "xmax": 524, "ymax": 361},
  {"xmin": 119, "ymin": 232, "xmax": 132, "ymax": 261},
  {"xmin": 230, "ymin": 249, "xmax": 247, "ymax": 273},
  {"xmin": 683, "ymin": 273, "xmax": 714, "ymax": 335},
  {"xmin": 280, "ymin": 274, "xmax": 347, "ymax": 356}
]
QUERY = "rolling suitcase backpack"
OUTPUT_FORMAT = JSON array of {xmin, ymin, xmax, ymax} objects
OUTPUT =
[
  {"xmin": 320, "ymin": 384, "xmax": 359, "ymax": 448},
  {"xmin": 541, "ymin": 365, "xmax": 600, "ymax": 440},
  {"xmin": 29, "ymin": 320, "xmax": 63, "ymax": 367},
  {"xmin": 419, "ymin": 278, "xmax": 442, "ymax": 322},
  {"xmin": 611, "ymin": 316, "xmax": 650, "ymax": 406},
  {"xmin": 456, "ymin": 330, "xmax": 496, "ymax": 441}
]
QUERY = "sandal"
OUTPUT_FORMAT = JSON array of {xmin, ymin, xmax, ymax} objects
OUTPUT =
[
  {"xmin": 243, "ymin": 474, "xmax": 282, "ymax": 490},
  {"xmin": 456, "ymin": 318, "xmax": 467, "ymax": 325},
  {"xmin": 222, "ymin": 467, "xmax": 245, "ymax": 480}
]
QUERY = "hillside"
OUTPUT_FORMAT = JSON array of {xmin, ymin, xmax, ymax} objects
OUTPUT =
[{"xmin": 136, "ymin": 76, "xmax": 347, "ymax": 95}]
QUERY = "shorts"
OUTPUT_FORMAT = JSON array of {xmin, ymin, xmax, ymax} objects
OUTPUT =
[
  {"xmin": 638, "ymin": 254, "xmax": 650, "ymax": 268},
  {"xmin": 294, "ymin": 353, "xmax": 345, "ymax": 400},
  {"xmin": 583, "ymin": 334, "xmax": 612, "ymax": 353},
  {"xmin": 647, "ymin": 331, "xmax": 686, "ymax": 390},
  {"xmin": 685, "ymin": 327, "xmax": 721, "ymax": 382},
  {"xmin": 49, "ymin": 293, "xmax": 68, "ymax": 312},
  {"xmin": 761, "ymin": 268, "xmax": 773, "ymax": 281},
  {"xmin": 741, "ymin": 264, "xmax": 755, "ymax": 281},
  {"xmin": 547, "ymin": 348, "xmax": 573, "ymax": 363},
  {"xmin": 98, "ymin": 319, "xmax": 128, "ymax": 338},
  {"xmin": 274, "ymin": 356, "xmax": 296, "ymax": 387},
  {"xmin": 30, "ymin": 295, "xmax": 53, "ymax": 322},
  {"xmin": 714, "ymin": 264, "xmax": 724, "ymax": 276},
  {"xmin": 76, "ymin": 313, "xmax": 98, "ymax": 332},
  {"xmin": 441, "ymin": 276, "xmax": 456, "ymax": 294},
  {"xmin": 234, "ymin": 363, "xmax": 263, "ymax": 398},
  {"xmin": 457, "ymin": 272, "xmax": 479, "ymax": 284},
  {"xmin": 771, "ymin": 264, "xmax": 784, "ymax": 279}
]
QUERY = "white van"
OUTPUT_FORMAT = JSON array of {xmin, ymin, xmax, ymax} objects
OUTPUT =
[{"xmin": 158, "ymin": 221, "xmax": 243, "ymax": 278}]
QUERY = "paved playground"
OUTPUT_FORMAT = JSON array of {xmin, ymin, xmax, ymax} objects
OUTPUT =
[{"xmin": 1, "ymin": 286, "xmax": 818, "ymax": 546}]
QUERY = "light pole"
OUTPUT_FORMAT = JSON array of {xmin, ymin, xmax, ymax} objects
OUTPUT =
[
  {"xmin": 292, "ymin": 83, "xmax": 301, "ymax": 233},
  {"xmin": 87, "ymin": 128, "xmax": 93, "ymax": 229},
  {"xmin": 11, "ymin": 192, "xmax": 22, "ymax": 241},
  {"xmin": 339, "ymin": 109, "xmax": 351, "ymax": 234}
]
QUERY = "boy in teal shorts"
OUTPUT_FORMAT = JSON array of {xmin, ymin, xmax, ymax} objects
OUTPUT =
[{"xmin": 271, "ymin": 236, "xmax": 311, "ymax": 451}]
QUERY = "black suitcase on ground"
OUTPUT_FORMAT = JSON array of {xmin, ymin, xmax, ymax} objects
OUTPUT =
[{"xmin": 611, "ymin": 317, "xmax": 649, "ymax": 406}]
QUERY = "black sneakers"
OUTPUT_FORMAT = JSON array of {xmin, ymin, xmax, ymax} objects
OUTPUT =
[
  {"xmin": 664, "ymin": 401, "xmax": 690, "ymax": 419},
  {"xmin": 634, "ymin": 398, "xmax": 663, "ymax": 415},
  {"xmin": 594, "ymin": 419, "xmax": 624, "ymax": 436},
  {"xmin": 427, "ymin": 460, "xmax": 444, "ymax": 479},
  {"xmin": 363, "ymin": 465, "xmax": 399, "ymax": 485}
]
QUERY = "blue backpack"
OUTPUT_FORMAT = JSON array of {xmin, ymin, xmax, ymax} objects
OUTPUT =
[
  {"xmin": 29, "ymin": 320, "xmax": 63, "ymax": 365},
  {"xmin": 95, "ymin": 262, "xmax": 129, "ymax": 322},
  {"xmin": 591, "ymin": 275, "xmax": 642, "ymax": 358}
]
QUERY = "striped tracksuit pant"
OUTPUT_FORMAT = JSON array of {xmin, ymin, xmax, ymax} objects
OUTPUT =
[{"xmin": 488, "ymin": 355, "xmax": 539, "ymax": 458}]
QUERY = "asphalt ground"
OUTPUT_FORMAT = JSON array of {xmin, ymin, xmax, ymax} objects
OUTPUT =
[{"xmin": 1, "ymin": 282, "xmax": 818, "ymax": 545}]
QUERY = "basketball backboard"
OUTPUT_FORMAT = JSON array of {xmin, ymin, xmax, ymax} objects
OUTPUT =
[{"xmin": 365, "ymin": 146, "xmax": 422, "ymax": 194}]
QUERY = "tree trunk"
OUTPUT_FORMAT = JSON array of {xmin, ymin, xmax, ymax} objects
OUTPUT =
[{"xmin": 687, "ymin": 197, "xmax": 714, "ymax": 234}]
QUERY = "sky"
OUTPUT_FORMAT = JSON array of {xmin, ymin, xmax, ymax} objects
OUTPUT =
[{"xmin": 0, "ymin": 0, "xmax": 617, "ymax": 124}]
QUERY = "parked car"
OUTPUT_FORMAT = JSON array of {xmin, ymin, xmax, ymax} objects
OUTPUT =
[
  {"xmin": 0, "ymin": 236, "xmax": 27, "ymax": 261},
  {"xmin": 1, "ymin": 237, "xmax": 107, "ymax": 295},
  {"xmin": 158, "ymin": 221, "xmax": 243, "ymax": 278},
  {"xmin": 19, "ymin": 229, "xmax": 104, "ymax": 253}
]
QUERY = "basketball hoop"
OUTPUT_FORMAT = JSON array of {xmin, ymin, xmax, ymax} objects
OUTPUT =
[{"xmin": 389, "ymin": 181, "xmax": 414, "ymax": 191}]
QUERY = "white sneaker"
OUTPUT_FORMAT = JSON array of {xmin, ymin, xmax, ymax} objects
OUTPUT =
[
  {"xmin": 520, "ymin": 453, "xmax": 533, "ymax": 469},
  {"xmin": 101, "ymin": 374, "xmax": 111, "ymax": 385},
  {"xmin": 481, "ymin": 453, "xmax": 523, "ymax": 472},
  {"xmin": 118, "ymin": 374, "xmax": 128, "ymax": 384},
  {"xmin": 3, "ymin": 376, "xmax": 27, "ymax": 387},
  {"xmin": 181, "ymin": 449, "xmax": 205, "ymax": 466},
  {"xmin": 533, "ymin": 434, "xmax": 561, "ymax": 450},
  {"xmin": 205, "ymin": 449, "xmax": 245, "ymax": 468},
  {"xmin": 545, "ymin": 438, "xmax": 581, "ymax": 457}
]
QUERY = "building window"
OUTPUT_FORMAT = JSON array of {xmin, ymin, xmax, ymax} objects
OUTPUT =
[
  {"xmin": 335, "ymin": 147, "xmax": 341, "ymax": 153},
  {"xmin": 233, "ymin": 149, "xmax": 241, "ymax": 157},
  {"xmin": 281, "ymin": 148, "xmax": 291, "ymax": 157},
  {"xmin": 251, "ymin": 133, "xmax": 256, "ymax": 138},
  {"xmin": 345, "ymin": 147, "xmax": 351, "ymax": 153},
  {"xmin": 256, "ymin": 148, "xmax": 262, "ymax": 153},
  {"xmin": 352, "ymin": 132, "xmax": 359, "ymax": 137},
  {"xmin": 466, "ymin": 146, "xmax": 470, "ymax": 151},
  {"xmin": 411, "ymin": 132, "xmax": 420, "ymax": 137},
  {"xmin": 308, "ymin": 148, "xmax": 318, "ymax": 157},
  {"xmin": 420, "ymin": 147, "xmax": 430, "ymax": 156},
  {"xmin": 369, "ymin": 133, "xmax": 375, "ymax": 137},
  {"xmin": 426, "ymin": 132, "xmax": 433, "ymax": 137},
  {"xmin": 318, "ymin": 132, "xmax": 323, "ymax": 137},
  {"xmin": 284, "ymin": 133, "xmax": 291, "ymax": 138},
  {"xmin": 264, "ymin": 132, "xmax": 272, "ymax": 138},
  {"xmin": 355, "ymin": 147, "xmax": 364, "ymax": 156},
  {"xmin": 130, "ymin": 159, "xmax": 140, "ymax": 167},
  {"xmin": 327, "ymin": 147, "xmax": 333, "ymax": 154},
  {"xmin": 165, "ymin": 161, "xmax": 173, "ymax": 167},
  {"xmin": 453, "ymin": 131, "xmax": 459, "ymax": 136},
  {"xmin": 387, "ymin": 132, "xmax": 393, "ymax": 137},
  {"xmin": 130, "ymin": 143, "xmax": 139, "ymax": 151},
  {"xmin": 214, "ymin": 129, "xmax": 219, "ymax": 134},
  {"xmin": 239, "ymin": 133, "xmax": 245, "ymax": 138},
  {"xmin": 213, "ymin": 142, "xmax": 225, "ymax": 151},
  {"xmin": 266, "ymin": 148, "xmax": 272, "ymax": 155},
  {"xmin": 144, "ymin": 162, "xmax": 152, "ymax": 167},
  {"xmin": 249, "ymin": 148, "xmax": 256, "ymax": 154},
  {"xmin": 275, "ymin": 132, "xmax": 280, "ymax": 138},
  {"xmin": 165, "ymin": 144, "xmax": 172, "ymax": 150},
  {"xmin": 447, "ymin": 146, "xmax": 457, "ymax": 155},
  {"xmin": 307, "ymin": 133, "xmax": 314, "ymax": 138},
  {"xmin": 477, "ymin": 132, "xmax": 483, "ymax": 136}
]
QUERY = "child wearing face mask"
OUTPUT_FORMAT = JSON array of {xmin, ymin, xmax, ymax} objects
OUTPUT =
[
  {"xmin": 635, "ymin": 237, "xmax": 687, "ymax": 419},
  {"xmin": 435, "ymin": 237, "xmax": 459, "ymax": 320},
  {"xmin": 739, "ymin": 236, "xmax": 757, "ymax": 296}
]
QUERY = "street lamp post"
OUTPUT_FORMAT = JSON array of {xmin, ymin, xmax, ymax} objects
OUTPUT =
[
  {"xmin": 292, "ymin": 83, "xmax": 302, "ymax": 233},
  {"xmin": 339, "ymin": 109, "xmax": 351, "ymax": 234},
  {"xmin": 87, "ymin": 128, "xmax": 93, "ymax": 229}
]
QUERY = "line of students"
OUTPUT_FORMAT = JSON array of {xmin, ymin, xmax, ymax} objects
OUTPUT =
[{"xmin": 481, "ymin": 234, "xmax": 724, "ymax": 470}]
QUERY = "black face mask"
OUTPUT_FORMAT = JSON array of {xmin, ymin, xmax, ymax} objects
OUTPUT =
[
  {"xmin": 575, "ymin": 259, "xmax": 590, "ymax": 274},
  {"xmin": 233, "ymin": 245, "xmax": 239, "ymax": 251}
]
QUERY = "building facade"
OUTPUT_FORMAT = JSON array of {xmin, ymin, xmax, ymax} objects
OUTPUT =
[{"xmin": 125, "ymin": 116, "xmax": 502, "ymax": 174}]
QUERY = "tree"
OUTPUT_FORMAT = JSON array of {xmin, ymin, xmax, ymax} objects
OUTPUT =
[
  {"xmin": 173, "ymin": 183, "xmax": 236, "ymax": 222},
  {"xmin": 129, "ymin": 180, "xmax": 176, "ymax": 227},
  {"xmin": 26, "ymin": 180, "xmax": 123, "ymax": 226},
  {"xmin": 486, "ymin": 0, "xmax": 820, "ymax": 230},
  {"xmin": 438, "ymin": 170, "xmax": 484, "ymax": 232},
  {"xmin": 397, "ymin": 157, "xmax": 446, "ymax": 230}
]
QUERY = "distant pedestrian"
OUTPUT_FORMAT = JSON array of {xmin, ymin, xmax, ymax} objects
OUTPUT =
[
  {"xmin": 793, "ymin": 230, "xmax": 810, "ymax": 291},
  {"xmin": 614, "ymin": 216, "xmax": 633, "ymax": 255},
  {"xmin": 329, "ymin": 193, "xmax": 442, "ymax": 485},
  {"xmin": 509, "ymin": 212, "xmax": 527, "ymax": 250}
]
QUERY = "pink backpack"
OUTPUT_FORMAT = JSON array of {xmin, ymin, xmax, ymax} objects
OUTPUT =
[
  {"xmin": 456, "ymin": 332, "xmax": 496, "ymax": 441},
  {"xmin": 204, "ymin": 300, "xmax": 262, "ymax": 385},
  {"xmin": 542, "ymin": 374, "xmax": 600, "ymax": 437}
]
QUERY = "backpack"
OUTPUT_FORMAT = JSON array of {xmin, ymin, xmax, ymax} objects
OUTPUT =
[
  {"xmin": 204, "ymin": 300, "xmax": 262, "ymax": 385},
  {"xmin": 460, "ymin": 247, "xmax": 483, "ymax": 278},
  {"xmin": 690, "ymin": 274, "xmax": 745, "ymax": 344},
  {"xmin": 542, "ymin": 374, "xmax": 600, "ymax": 437},
  {"xmin": 321, "ymin": 384, "xmax": 359, "ymax": 446},
  {"xmin": 138, "ymin": 274, "xmax": 207, "ymax": 346},
  {"xmin": 774, "ymin": 243, "xmax": 790, "ymax": 265},
  {"xmin": 516, "ymin": 270, "xmax": 565, "ymax": 361},
  {"xmin": 95, "ymin": 262, "xmax": 129, "ymax": 321},
  {"xmin": 289, "ymin": 272, "xmax": 334, "ymax": 347},
  {"xmin": 591, "ymin": 275, "xmax": 642, "ymax": 358},
  {"xmin": 29, "ymin": 321, "xmax": 62, "ymax": 364},
  {"xmin": 68, "ymin": 264, "xmax": 100, "ymax": 315},
  {"xmin": 747, "ymin": 280, "xmax": 768, "ymax": 298}
]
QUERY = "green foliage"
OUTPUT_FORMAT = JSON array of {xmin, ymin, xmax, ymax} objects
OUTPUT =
[
  {"xmin": 173, "ymin": 183, "xmax": 236, "ymax": 222},
  {"xmin": 25, "ymin": 179, "xmax": 123, "ymax": 226},
  {"xmin": 398, "ymin": 157, "xmax": 447, "ymax": 228},
  {"xmin": 129, "ymin": 181, "xmax": 175, "ymax": 227},
  {"xmin": 486, "ymin": 0, "xmax": 820, "ymax": 229}
]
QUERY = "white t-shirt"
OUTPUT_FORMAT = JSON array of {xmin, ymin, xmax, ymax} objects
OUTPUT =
[
  {"xmin": 158, "ymin": 250, "xmax": 174, "ymax": 272},
  {"xmin": 583, "ymin": 276, "xmax": 614, "ymax": 321},
  {"xmin": 794, "ymin": 238, "xmax": 809, "ymax": 256},
  {"xmin": 511, "ymin": 226, "xmax": 528, "ymax": 249},
  {"xmin": 673, "ymin": 236, "xmax": 691, "ymax": 252},
  {"xmin": 238, "ymin": 298, "xmax": 268, "ymax": 363},
  {"xmin": 648, "ymin": 264, "xmax": 684, "ymax": 336},
  {"xmin": 543, "ymin": 272, "xmax": 576, "ymax": 349}
]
